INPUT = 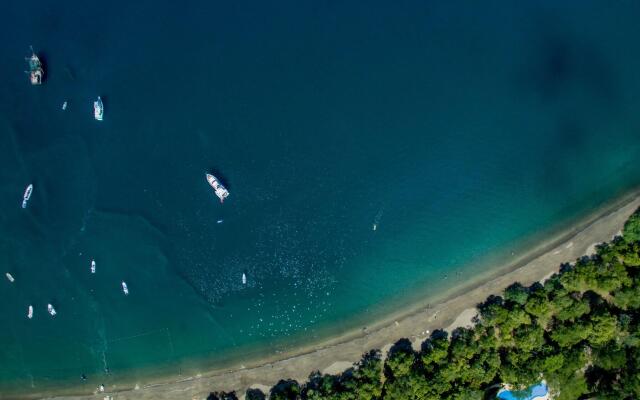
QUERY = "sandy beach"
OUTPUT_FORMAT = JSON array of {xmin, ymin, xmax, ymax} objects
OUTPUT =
[{"xmin": 29, "ymin": 191, "xmax": 640, "ymax": 400}]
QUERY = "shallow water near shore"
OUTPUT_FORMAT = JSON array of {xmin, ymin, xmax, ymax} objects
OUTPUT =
[{"xmin": 2, "ymin": 0, "xmax": 640, "ymax": 396}]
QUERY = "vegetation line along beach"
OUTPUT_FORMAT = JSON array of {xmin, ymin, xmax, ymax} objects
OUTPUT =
[{"xmin": 42, "ymin": 190, "xmax": 640, "ymax": 399}]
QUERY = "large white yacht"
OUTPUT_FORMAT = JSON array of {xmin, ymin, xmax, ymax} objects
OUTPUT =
[{"xmin": 206, "ymin": 174, "xmax": 229, "ymax": 203}]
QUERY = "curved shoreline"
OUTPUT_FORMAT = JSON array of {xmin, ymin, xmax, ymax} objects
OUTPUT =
[{"xmin": 21, "ymin": 190, "xmax": 640, "ymax": 400}]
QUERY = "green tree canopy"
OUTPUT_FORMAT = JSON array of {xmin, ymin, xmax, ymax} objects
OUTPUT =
[{"xmin": 623, "ymin": 207, "xmax": 640, "ymax": 243}]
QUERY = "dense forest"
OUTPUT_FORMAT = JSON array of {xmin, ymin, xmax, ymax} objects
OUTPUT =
[{"xmin": 207, "ymin": 208, "xmax": 640, "ymax": 400}]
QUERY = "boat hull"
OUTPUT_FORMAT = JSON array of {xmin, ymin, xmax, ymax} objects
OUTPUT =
[
  {"xmin": 22, "ymin": 184, "xmax": 33, "ymax": 209},
  {"xmin": 94, "ymin": 97, "xmax": 104, "ymax": 121},
  {"xmin": 27, "ymin": 52, "xmax": 44, "ymax": 85},
  {"xmin": 206, "ymin": 173, "xmax": 230, "ymax": 203}
]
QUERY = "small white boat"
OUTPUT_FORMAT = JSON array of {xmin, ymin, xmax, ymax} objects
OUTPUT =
[
  {"xmin": 6, "ymin": 273, "xmax": 15, "ymax": 283},
  {"xmin": 22, "ymin": 184, "xmax": 33, "ymax": 209},
  {"xmin": 242, "ymin": 273, "xmax": 247, "ymax": 285},
  {"xmin": 206, "ymin": 174, "xmax": 229, "ymax": 203},
  {"xmin": 372, "ymin": 223, "xmax": 377, "ymax": 231},
  {"xmin": 122, "ymin": 281, "xmax": 129, "ymax": 295},
  {"xmin": 91, "ymin": 260, "xmax": 96, "ymax": 274},
  {"xmin": 47, "ymin": 304, "xmax": 56, "ymax": 316},
  {"xmin": 62, "ymin": 101, "xmax": 68, "ymax": 111},
  {"xmin": 94, "ymin": 97, "xmax": 104, "ymax": 121},
  {"xmin": 217, "ymin": 219, "xmax": 224, "ymax": 224},
  {"xmin": 27, "ymin": 305, "xmax": 33, "ymax": 319}
]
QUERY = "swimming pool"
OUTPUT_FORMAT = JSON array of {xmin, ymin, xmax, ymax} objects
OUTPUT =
[{"xmin": 497, "ymin": 382, "xmax": 548, "ymax": 400}]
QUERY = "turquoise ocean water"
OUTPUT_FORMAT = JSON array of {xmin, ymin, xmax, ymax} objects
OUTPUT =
[{"xmin": 2, "ymin": 0, "xmax": 640, "ymax": 396}]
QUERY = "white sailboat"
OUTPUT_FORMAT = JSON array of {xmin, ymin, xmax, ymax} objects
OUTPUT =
[
  {"xmin": 94, "ymin": 97, "xmax": 104, "ymax": 121},
  {"xmin": 122, "ymin": 281, "xmax": 129, "ymax": 295},
  {"xmin": 91, "ymin": 260, "xmax": 96, "ymax": 274},
  {"xmin": 47, "ymin": 304, "xmax": 56, "ymax": 316},
  {"xmin": 22, "ymin": 184, "xmax": 33, "ymax": 209},
  {"xmin": 5, "ymin": 273, "xmax": 15, "ymax": 283},
  {"xmin": 242, "ymin": 273, "xmax": 247, "ymax": 285},
  {"xmin": 27, "ymin": 305, "xmax": 33, "ymax": 319}
]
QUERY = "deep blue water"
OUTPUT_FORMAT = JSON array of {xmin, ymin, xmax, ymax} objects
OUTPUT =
[{"xmin": 1, "ymin": 0, "xmax": 640, "ymax": 395}]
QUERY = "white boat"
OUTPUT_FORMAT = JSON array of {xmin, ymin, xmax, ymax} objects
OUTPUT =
[
  {"xmin": 206, "ymin": 174, "xmax": 229, "ymax": 203},
  {"xmin": 27, "ymin": 305, "xmax": 33, "ymax": 319},
  {"xmin": 94, "ymin": 97, "xmax": 104, "ymax": 121},
  {"xmin": 242, "ymin": 273, "xmax": 247, "ymax": 285},
  {"xmin": 91, "ymin": 260, "xmax": 96, "ymax": 274},
  {"xmin": 122, "ymin": 281, "xmax": 129, "ymax": 295},
  {"xmin": 26, "ymin": 47, "xmax": 44, "ymax": 85},
  {"xmin": 62, "ymin": 101, "xmax": 68, "ymax": 111},
  {"xmin": 5, "ymin": 273, "xmax": 15, "ymax": 283},
  {"xmin": 47, "ymin": 304, "xmax": 56, "ymax": 316},
  {"xmin": 22, "ymin": 184, "xmax": 33, "ymax": 209}
]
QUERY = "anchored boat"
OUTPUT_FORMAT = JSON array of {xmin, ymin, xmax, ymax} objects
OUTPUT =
[
  {"xmin": 91, "ymin": 260, "xmax": 96, "ymax": 274},
  {"xmin": 122, "ymin": 281, "xmax": 129, "ymax": 295},
  {"xmin": 5, "ymin": 273, "xmax": 15, "ymax": 283},
  {"xmin": 27, "ymin": 305, "xmax": 33, "ymax": 319},
  {"xmin": 94, "ymin": 97, "xmax": 104, "ymax": 121},
  {"xmin": 47, "ymin": 304, "xmax": 56, "ymax": 316},
  {"xmin": 25, "ymin": 47, "xmax": 44, "ymax": 85},
  {"xmin": 22, "ymin": 184, "xmax": 33, "ymax": 209},
  {"xmin": 206, "ymin": 173, "xmax": 229, "ymax": 203}
]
